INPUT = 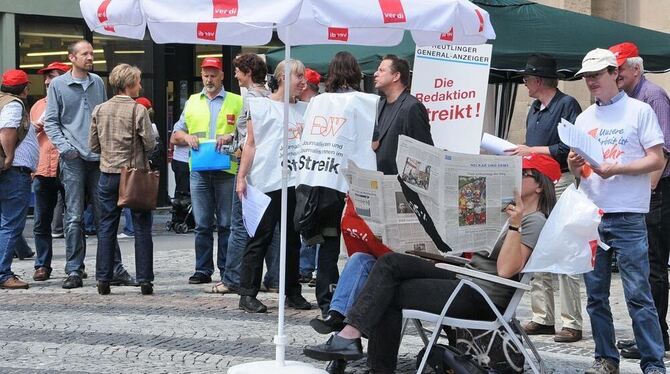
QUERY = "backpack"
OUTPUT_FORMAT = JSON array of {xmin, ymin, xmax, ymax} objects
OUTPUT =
[
  {"xmin": 416, "ymin": 343, "xmax": 493, "ymax": 374},
  {"xmin": 452, "ymin": 326, "xmax": 526, "ymax": 373},
  {"xmin": 0, "ymin": 93, "xmax": 29, "ymax": 167}
]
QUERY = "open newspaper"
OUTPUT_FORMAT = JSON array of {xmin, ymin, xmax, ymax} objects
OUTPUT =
[
  {"xmin": 343, "ymin": 161, "xmax": 438, "ymax": 255},
  {"xmin": 395, "ymin": 135, "xmax": 522, "ymax": 254}
]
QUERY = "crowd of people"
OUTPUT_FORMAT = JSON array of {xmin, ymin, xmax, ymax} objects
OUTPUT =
[{"xmin": 0, "ymin": 38, "xmax": 668, "ymax": 374}]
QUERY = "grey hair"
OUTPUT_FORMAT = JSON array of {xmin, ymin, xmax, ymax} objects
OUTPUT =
[
  {"xmin": 540, "ymin": 77, "xmax": 558, "ymax": 88},
  {"xmin": 625, "ymin": 56, "xmax": 644, "ymax": 72}
]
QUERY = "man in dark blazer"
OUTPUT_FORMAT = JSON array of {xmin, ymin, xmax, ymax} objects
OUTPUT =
[{"xmin": 372, "ymin": 55, "xmax": 433, "ymax": 175}]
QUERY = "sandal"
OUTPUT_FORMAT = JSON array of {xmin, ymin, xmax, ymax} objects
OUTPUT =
[{"xmin": 205, "ymin": 282, "xmax": 238, "ymax": 294}]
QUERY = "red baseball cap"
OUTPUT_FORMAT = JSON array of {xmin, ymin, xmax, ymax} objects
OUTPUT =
[
  {"xmin": 37, "ymin": 62, "xmax": 70, "ymax": 75},
  {"xmin": 201, "ymin": 57, "xmax": 222, "ymax": 70},
  {"xmin": 2, "ymin": 69, "xmax": 29, "ymax": 86},
  {"xmin": 304, "ymin": 68, "xmax": 321, "ymax": 86},
  {"xmin": 135, "ymin": 97, "xmax": 152, "ymax": 109},
  {"xmin": 522, "ymin": 153, "xmax": 562, "ymax": 184},
  {"xmin": 609, "ymin": 42, "xmax": 639, "ymax": 67}
]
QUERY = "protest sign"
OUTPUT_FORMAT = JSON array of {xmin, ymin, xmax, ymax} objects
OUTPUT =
[
  {"xmin": 411, "ymin": 44, "xmax": 493, "ymax": 154},
  {"xmin": 247, "ymin": 98, "xmax": 307, "ymax": 192},
  {"xmin": 297, "ymin": 92, "xmax": 378, "ymax": 192}
]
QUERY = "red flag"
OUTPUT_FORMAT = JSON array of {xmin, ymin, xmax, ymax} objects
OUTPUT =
[{"xmin": 341, "ymin": 195, "xmax": 391, "ymax": 258}]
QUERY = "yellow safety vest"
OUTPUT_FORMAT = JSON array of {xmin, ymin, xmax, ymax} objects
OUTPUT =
[{"xmin": 184, "ymin": 91, "xmax": 243, "ymax": 174}]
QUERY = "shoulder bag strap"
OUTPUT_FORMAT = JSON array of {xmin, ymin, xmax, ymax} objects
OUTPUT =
[{"xmin": 130, "ymin": 102, "xmax": 138, "ymax": 169}]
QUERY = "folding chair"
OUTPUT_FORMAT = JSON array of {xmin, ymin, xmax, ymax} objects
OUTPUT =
[{"xmin": 400, "ymin": 263, "xmax": 546, "ymax": 374}]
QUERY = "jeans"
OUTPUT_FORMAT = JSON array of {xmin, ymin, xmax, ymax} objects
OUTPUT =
[
  {"xmin": 59, "ymin": 157, "xmax": 125, "ymax": 276},
  {"xmin": 647, "ymin": 177, "xmax": 670, "ymax": 349},
  {"xmin": 52, "ymin": 190, "xmax": 65, "ymax": 235},
  {"xmin": 263, "ymin": 225, "xmax": 281, "ymax": 289},
  {"xmin": 584, "ymin": 213, "xmax": 666, "ymax": 372},
  {"xmin": 83, "ymin": 204, "xmax": 96, "ymax": 233},
  {"xmin": 227, "ymin": 179, "xmax": 281, "ymax": 288},
  {"xmin": 329, "ymin": 252, "xmax": 376, "ymax": 316},
  {"xmin": 0, "ymin": 168, "xmax": 32, "ymax": 283},
  {"xmin": 239, "ymin": 188, "xmax": 301, "ymax": 297},
  {"xmin": 96, "ymin": 173, "xmax": 153, "ymax": 282},
  {"xmin": 190, "ymin": 170, "xmax": 234, "ymax": 277},
  {"xmin": 299, "ymin": 243, "xmax": 318, "ymax": 276},
  {"xmin": 345, "ymin": 253, "xmax": 496, "ymax": 372},
  {"xmin": 122, "ymin": 208, "xmax": 135, "ymax": 236},
  {"xmin": 33, "ymin": 176, "xmax": 63, "ymax": 270}
]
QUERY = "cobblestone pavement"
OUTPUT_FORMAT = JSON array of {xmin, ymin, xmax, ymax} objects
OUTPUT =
[{"xmin": 1, "ymin": 212, "xmax": 667, "ymax": 373}]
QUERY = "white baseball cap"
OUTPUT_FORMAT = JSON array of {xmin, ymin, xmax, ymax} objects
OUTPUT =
[{"xmin": 575, "ymin": 48, "xmax": 618, "ymax": 77}]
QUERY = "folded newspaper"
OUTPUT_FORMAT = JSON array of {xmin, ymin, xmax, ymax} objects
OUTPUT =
[{"xmin": 342, "ymin": 161, "xmax": 438, "ymax": 256}]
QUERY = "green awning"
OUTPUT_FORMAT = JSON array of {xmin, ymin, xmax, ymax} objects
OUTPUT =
[{"xmin": 265, "ymin": 0, "xmax": 670, "ymax": 82}]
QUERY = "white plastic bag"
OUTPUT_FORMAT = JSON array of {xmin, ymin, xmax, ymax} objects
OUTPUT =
[{"xmin": 522, "ymin": 184, "xmax": 602, "ymax": 275}]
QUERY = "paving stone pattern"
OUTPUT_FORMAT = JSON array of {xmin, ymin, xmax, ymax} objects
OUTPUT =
[{"xmin": 0, "ymin": 213, "xmax": 666, "ymax": 373}]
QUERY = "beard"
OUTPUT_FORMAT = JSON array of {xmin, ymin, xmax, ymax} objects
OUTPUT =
[{"xmin": 204, "ymin": 84, "xmax": 219, "ymax": 93}]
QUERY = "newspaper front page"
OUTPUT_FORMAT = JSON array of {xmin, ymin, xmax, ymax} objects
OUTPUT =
[
  {"xmin": 343, "ymin": 162, "xmax": 438, "ymax": 255},
  {"xmin": 395, "ymin": 135, "xmax": 522, "ymax": 254}
]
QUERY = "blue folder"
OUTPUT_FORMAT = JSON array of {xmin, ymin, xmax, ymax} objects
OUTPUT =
[{"xmin": 190, "ymin": 140, "xmax": 231, "ymax": 171}]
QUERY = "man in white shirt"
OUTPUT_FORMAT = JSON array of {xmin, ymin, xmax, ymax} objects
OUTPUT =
[
  {"xmin": 568, "ymin": 48, "xmax": 666, "ymax": 374},
  {"xmin": 0, "ymin": 69, "xmax": 39, "ymax": 289}
]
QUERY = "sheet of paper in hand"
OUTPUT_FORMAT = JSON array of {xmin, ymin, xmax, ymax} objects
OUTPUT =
[{"xmin": 557, "ymin": 118, "xmax": 603, "ymax": 168}]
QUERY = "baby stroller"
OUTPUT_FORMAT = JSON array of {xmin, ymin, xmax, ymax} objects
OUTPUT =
[{"xmin": 165, "ymin": 194, "xmax": 195, "ymax": 234}]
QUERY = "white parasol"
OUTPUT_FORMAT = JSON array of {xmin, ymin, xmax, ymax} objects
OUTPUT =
[{"xmin": 79, "ymin": 1, "xmax": 495, "ymax": 372}]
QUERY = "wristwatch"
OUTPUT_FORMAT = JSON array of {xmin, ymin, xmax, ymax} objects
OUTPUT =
[{"xmin": 508, "ymin": 225, "xmax": 521, "ymax": 233}]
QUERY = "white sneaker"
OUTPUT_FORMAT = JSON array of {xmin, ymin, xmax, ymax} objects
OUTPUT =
[
  {"xmin": 51, "ymin": 232, "xmax": 64, "ymax": 238},
  {"xmin": 117, "ymin": 233, "xmax": 133, "ymax": 239}
]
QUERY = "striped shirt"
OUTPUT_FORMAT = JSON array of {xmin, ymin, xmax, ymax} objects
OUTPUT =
[
  {"xmin": 629, "ymin": 76, "xmax": 670, "ymax": 178},
  {"xmin": 0, "ymin": 101, "xmax": 39, "ymax": 171}
]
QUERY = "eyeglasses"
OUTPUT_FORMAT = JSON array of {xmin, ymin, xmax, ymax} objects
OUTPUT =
[
  {"xmin": 522, "ymin": 170, "xmax": 536, "ymax": 179},
  {"xmin": 582, "ymin": 69, "xmax": 607, "ymax": 80}
]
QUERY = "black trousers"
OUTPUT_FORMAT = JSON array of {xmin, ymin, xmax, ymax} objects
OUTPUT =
[
  {"xmin": 239, "ymin": 188, "xmax": 301, "ymax": 297},
  {"xmin": 346, "ymin": 253, "xmax": 498, "ymax": 372},
  {"xmin": 316, "ymin": 234, "xmax": 341, "ymax": 314},
  {"xmin": 171, "ymin": 159, "xmax": 190, "ymax": 199},
  {"xmin": 646, "ymin": 177, "xmax": 670, "ymax": 349}
]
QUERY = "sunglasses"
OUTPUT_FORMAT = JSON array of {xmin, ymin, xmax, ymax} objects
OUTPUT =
[{"xmin": 522, "ymin": 170, "xmax": 537, "ymax": 179}]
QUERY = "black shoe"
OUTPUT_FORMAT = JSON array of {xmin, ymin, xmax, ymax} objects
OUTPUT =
[
  {"xmin": 303, "ymin": 334, "xmax": 364, "ymax": 361},
  {"xmin": 621, "ymin": 345, "xmax": 641, "ymax": 359},
  {"xmin": 310, "ymin": 312, "xmax": 346, "ymax": 334},
  {"xmin": 287, "ymin": 294, "xmax": 313, "ymax": 310},
  {"xmin": 299, "ymin": 273, "xmax": 313, "ymax": 283},
  {"xmin": 188, "ymin": 272, "xmax": 212, "ymax": 284},
  {"xmin": 140, "ymin": 282, "xmax": 153, "ymax": 295},
  {"xmin": 617, "ymin": 339, "xmax": 636, "ymax": 349},
  {"xmin": 325, "ymin": 359, "xmax": 348, "ymax": 374},
  {"xmin": 62, "ymin": 274, "xmax": 83, "ymax": 289},
  {"xmin": 111, "ymin": 270, "xmax": 139, "ymax": 286},
  {"xmin": 239, "ymin": 296, "xmax": 267, "ymax": 313},
  {"xmin": 97, "ymin": 281, "xmax": 111, "ymax": 295}
]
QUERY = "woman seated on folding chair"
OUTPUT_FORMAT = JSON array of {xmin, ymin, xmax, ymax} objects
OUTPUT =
[{"xmin": 303, "ymin": 153, "xmax": 560, "ymax": 373}]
